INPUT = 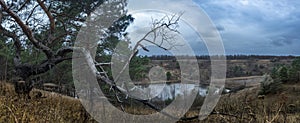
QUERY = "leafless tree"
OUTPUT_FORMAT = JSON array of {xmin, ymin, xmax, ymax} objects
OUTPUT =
[
  {"xmin": 73, "ymin": 12, "xmax": 186, "ymax": 119},
  {"xmin": 0, "ymin": 0, "xmax": 203, "ymax": 121}
]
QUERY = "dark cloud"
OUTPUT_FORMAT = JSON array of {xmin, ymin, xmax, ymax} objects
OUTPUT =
[
  {"xmin": 216, "ymin": 25, "xmax": 225, "ymax": 32},
  {"xmin": 193, "ymin": 0, "xmax": 300, "ymax": 55},
  {"xmin": 270, "ymin": 37, "xmax": 293, "ymax": 47},
  {"xmin": 126, "ymin": 0, "xmax": 300, "ymax": 56}
]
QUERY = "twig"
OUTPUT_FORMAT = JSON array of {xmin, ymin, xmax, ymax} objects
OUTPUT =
[
  {"xmin": 1, "ymin": 104, "xmax": 18, "ymax": 123},
  {"xmin": 113, "ymin": 13, "xmax": 182, "ymax": 83},
  {"xmin": 266, "ymin": 103, "xmax": 284, "ymax": 123},
  {"xmin": 37, "ymin": 0, "xmax": 55, "ymax": 34},
  {"xmin": 180, "ymin": 111, "xmax": 243, "ymax": 121}
]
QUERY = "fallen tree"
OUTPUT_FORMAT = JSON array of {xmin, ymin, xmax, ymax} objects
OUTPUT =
[{"xmin": 1, "ymin": 0, "xmax": 206, "ymax": 121}]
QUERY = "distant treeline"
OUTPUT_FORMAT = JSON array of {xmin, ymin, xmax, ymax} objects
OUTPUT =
[{"xmin": 148, "ymin": 55, "xmax": 298, "ymax": 60}]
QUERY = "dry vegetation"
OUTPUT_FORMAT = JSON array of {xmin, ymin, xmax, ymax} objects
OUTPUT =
[
  {"xmin": 181, "ymin": 83, "xmax": 300, "ymax": 123},
  {"xmin": 0, "ymin": 81, "xmax": 96, "ymax": 123},
  {"xmin": 1, "ymin": 80, "xmax": 300, "ymax": 123}
]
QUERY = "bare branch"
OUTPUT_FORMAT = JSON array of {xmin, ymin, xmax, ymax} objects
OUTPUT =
[
  {"xmin": 17, "ymin": 0, "xmax": 30, "ymax": 12},
  {"xmin": 0, "ymin": 7, "xmax": 2, "ymax": 24},
  {"xmin": 25, "ymin": 4, "xmax": 39, "ymax": 25},
  {"xmin": 138, "ymin": 44, "xmax": 150, "ymax": 52},
  {"xmin": 95, "ymin": 62, "xmax": 112, "ymax": 66},
  {"xmin": 37, "ymin": 0, "xmax": 55, "ymax": 34},
  {"xmin": 55, "ymin": 47, "xmax": 74, "ymax": 57},
  {"xmin": 180, "ymin": 110, "xmax": 242, "ymax": 122},
  {"xmin": 266, "ymin": 103, "xmax": 284, "ymax": 123},
  {"xmin": 96, "ymin": 75, "xmax": 177, "ymax": 119},
  {"xmin": 143, "ymin": 38, "xmax": 168, "ymax": 50},
  {"xmin": 88, "ymin": 14, "xmax": 186, "ymax": 120},
  {"xmin": 114, "ymin": 14, "xmax": 182, "ymax": 82}
]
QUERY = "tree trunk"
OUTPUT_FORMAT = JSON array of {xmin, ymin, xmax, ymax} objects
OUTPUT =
[
  {"xmin": 297, "ymin": 71, "xmax": 300, "ymax": 83},
  {"xmin": 4, "ymin": 56, "xmax": 7, "ymax": 81}
]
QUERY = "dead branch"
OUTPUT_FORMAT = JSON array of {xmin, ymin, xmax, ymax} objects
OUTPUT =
[
  {"xmin": 37, "ymin": 0, "xmax": 55, "ymax": 36},
  {"xmin": 87, "ymin": 13, "xmax": 185, "ymax": 120},
  {"xmin": 73, "ymin": 47, "xmax": 178, "ymax": 119},
  {"xmin": 55, "ymin": 47, "xmax": 74, "ymax": 57},
  {"xmin": 25, "ymin": 4, "xmax": 39, "ymax": 25},
  {"xmin": 96, "ymin": 75, "xmax": 177, "ymax": 119},
  {"xmin": 16, "ymin": 0, "xmax": 30, "ymax": 12},
  {"xmin": 266, "ymin": 103, "xmax": 284, "ymax": 123},
  {"xmin": 114, "ymin": 13, "xmax": 183, "ymax": 83},
  {"xmin": 180, "ymin": 110, "xmax": 252, "ymax": 122}
]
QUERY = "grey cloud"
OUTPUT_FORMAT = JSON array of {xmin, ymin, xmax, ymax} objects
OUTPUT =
[
  {"xmin": 270, "ymin": 36, "xmax": 293, "ymax": 47},
  {"xmin": 193, "ymin": 0, "xmax": 300, "ymax": 55},
  {"xmin": 216, "ymin": 25, "xmax": 225, "ymax": 32},
  {"xmin": 127, "ymin": 0, "xmax": 300, "ymax": 55}
]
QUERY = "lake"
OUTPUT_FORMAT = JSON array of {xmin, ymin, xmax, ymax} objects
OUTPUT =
[{"xmin": 136, "ymin": 83, "xmax": 230, "ymax": 101}]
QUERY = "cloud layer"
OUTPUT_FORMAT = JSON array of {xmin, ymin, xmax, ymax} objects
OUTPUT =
[
  {"xmin": 196, "ymin": 0, "xmax": 300, "ymax": 55},
  {"xmin": 126, "ymin": 0, "xmax": 300, "ymax": 56}
]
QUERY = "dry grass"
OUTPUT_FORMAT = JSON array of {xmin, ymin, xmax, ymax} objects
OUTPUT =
[
  {"xmin": 0, "ymin": 81, "xmax": 96, "ymax": 123},
  {"xmin": 1, "ymin": 81, "xmax": 300, "ymax": 123},
  {"xmin": 181, "ymin": 83, "xmax": 300, "ymax": 123}
]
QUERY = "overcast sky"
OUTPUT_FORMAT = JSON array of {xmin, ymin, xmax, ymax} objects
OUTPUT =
[{"xmin": 126, "ymin": 0, "xmax": 300, "ymax": 56}]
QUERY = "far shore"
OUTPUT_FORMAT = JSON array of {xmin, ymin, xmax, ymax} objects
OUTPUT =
[{"xmin": 133, "ymin": 76, "xmax": 263, "ymax": 89}]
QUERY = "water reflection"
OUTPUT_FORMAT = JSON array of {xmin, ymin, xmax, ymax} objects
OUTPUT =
[{"xmin": 137, "ymin": 83, "xmax": 222, "ymax": 101}]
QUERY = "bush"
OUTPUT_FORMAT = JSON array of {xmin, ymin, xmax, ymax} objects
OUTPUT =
[
  {"xmin": 288, "ymin": 58, "xmax": 300, "ymax": 83},
  {"xmin": 268, "ymin": 58, "xmax": 300, "ymax": 84},
  {"xmin": 271, "ymin": 65, "xmax": 289, "ymax": 83},
  {"xmin": 278, "ymin": 66, "xmax": 288, "ymax": 83},
  {"xmin": 166, "ymin": 72, "xmax": 172, "ymax": 81},
  {"xmin": 259, "ymin": 74, "xmax": 282, "ymax": 95}
]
